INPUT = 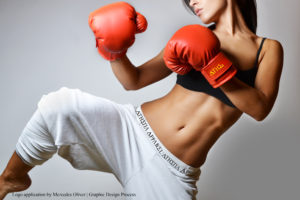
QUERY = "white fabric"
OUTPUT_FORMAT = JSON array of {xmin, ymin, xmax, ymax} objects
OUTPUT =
[{"xmin": 16, "ymin": 87, "xmax": 201, "ymax": 200}]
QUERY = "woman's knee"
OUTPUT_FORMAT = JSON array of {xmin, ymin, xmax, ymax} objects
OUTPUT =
[
  {"xmin": 37, "ymin": 87, "xmax": 80, "ymax": 122},
  {"xmin": 15, "ymin": 87, "xmax": 90, "ymax": 167},
  {"xmin": 16, "ymin": 109, "xmax": 57, "ymax": 166}
]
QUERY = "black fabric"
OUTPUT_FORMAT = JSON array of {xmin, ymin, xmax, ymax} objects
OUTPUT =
[{"xmin": 176, "ymin": 37, "xmax": 266, "ymax": 108}]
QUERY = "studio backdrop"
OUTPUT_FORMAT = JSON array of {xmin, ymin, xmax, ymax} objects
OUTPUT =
[{"xmin": 0, "ymin": 0, "xmax": 299, "ymax": 200}]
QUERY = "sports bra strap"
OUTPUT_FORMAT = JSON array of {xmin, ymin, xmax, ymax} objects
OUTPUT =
[{"xmin": 254, "ymin": 37, "xmax": 266, "ymax": 67}]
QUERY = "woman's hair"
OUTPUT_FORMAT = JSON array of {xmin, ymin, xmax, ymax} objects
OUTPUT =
[{"xmin": 181, "ymin": 0, "xmax": 257, "ymax": 33}]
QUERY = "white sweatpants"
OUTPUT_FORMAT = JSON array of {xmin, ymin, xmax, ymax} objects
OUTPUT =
[{"xmin": 16, "ymin": 87, "xmax": 201, "ymax": 200}]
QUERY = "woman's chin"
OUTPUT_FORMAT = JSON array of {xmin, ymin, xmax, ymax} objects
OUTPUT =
[{"xmin": 198, "ymin": 15, "xmax": 213, "ymax": 25}]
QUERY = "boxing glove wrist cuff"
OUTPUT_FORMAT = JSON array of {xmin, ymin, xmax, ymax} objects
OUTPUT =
[
  {"xmin": 97, "ymin": 40, "xmax": 128, "ymax": 61},
  {"xmin": 200, "ymin": 52, "xmax": 237, "ymax": 88}
]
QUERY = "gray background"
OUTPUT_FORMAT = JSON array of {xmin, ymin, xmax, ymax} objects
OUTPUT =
[{"xmin": 0, "ymin": 0, "xmax": 299, "ymax": 199}]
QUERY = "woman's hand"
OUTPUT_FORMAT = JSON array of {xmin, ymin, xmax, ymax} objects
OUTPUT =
[
  {"xmin": 163, "ymin": 24, "xmax": 237, "ymax": 88},
  {"xmin": 88, "ymin": 2, "xmax": 147, "ymax": 61}
]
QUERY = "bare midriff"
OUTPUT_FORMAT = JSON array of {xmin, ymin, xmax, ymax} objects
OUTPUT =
[{"xmin": 141, "ymin": 84, "xmax": 243, "ymax": 168}]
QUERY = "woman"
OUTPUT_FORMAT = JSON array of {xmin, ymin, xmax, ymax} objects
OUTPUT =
[{"xmin": 0, "ymin": 0, "xmax": 283, "ymax": 199}]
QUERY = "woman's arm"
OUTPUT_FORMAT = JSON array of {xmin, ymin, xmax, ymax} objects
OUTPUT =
[
  {"xmin": 220, "ymin": 39, "xmax": 284, "ymax": 121},
  {"xmin": 110, "ymin": 48, "xmax": 172, "ymax": 90}
]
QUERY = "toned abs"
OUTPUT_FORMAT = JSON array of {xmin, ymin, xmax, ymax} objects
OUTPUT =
[{"xmin": 141, "ymin": 84, "xmax": 242, "ymax": 168}]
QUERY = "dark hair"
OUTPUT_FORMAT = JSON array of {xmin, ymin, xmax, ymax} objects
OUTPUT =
[{"xmin": 182, "ymin": 0, "xmax": 257, "ymax": 33}]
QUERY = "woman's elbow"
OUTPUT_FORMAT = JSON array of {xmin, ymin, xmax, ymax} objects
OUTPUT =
[
  {"xmin": 254, "ymin": 113, "xmax": 267, "ymax": 122},
  {"xmin": 122, "ymin": 83, "xmax": 141, "ymax": 91},
  {"xmin": 253, "ymin": 106, "xmax": 271, "ymax": 122},
  {"xmin": 123, "ymin": 85, "xmax": 137, "ymax": 91}
]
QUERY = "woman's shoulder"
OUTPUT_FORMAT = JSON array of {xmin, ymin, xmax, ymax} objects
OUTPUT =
[
  {"xmin": 262, "ymin": 38, "xmax": 283, "ymax": 55},
  {"xmin": 264, "ymin": 38, "xmax": 283, "ymax": 50},
  {"xmin": 257, "ymin": 37, "xmax": 284, "ymax": 68},
  {"xmin": 256, "ymin": 37, "xmax": 284, "ymax": 74}
]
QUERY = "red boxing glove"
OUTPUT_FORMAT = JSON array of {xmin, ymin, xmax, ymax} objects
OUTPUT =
[
  {"xmin": 88, "ymin": 2, "xmax": 147, "ymax": 61},
  {"xmin": 164, "ymin": 25, "xmax": 237, "ymax": 88}
]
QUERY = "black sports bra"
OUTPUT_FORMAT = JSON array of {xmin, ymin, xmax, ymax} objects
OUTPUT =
[{"xmin": 176, "ymin": 37, "xmax": 266, "ymax": 108}]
